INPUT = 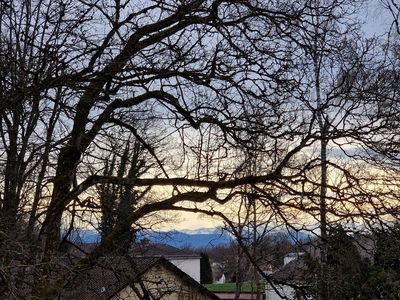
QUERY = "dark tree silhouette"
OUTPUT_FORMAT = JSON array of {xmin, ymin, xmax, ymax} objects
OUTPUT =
[
  {"xmin": 1, "ymin": 1, "xmax": 400, "ymax": 299},
  {"xmin": 200, "ymin": 252, "xmax": 213, "ymax": 284}
]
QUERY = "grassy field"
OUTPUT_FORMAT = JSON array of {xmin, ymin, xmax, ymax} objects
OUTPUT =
[{"xmin": 204, "ymin": 281, "xmax": 265, "ymax": 292}]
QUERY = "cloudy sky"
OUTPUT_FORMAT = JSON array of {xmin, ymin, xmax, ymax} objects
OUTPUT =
[{"xmin": 166, "ymin": 0, "xmax": 397, "ymax": 231}]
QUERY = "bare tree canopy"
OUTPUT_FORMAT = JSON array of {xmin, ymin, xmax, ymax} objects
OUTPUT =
[{"xmin": 1, "ymin": 0, "xmax": 400, "ymax": 299}]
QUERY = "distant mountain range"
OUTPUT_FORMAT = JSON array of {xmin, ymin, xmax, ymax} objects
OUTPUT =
[
  {"xmin": 65, "ymin": 228, "xmax": 233, "ymax": 248},
  {"xmin": 65, "ymin": 227, "xmax": 310, "ymax": 249},
  {"xmin": 138, "ymin": 229, "xmax": 233, "ymax": 248}
]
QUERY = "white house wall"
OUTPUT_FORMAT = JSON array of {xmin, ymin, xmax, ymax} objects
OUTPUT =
[{"xmin": 168, "ymin": 258, "xmax": 201, "ymax": 282}]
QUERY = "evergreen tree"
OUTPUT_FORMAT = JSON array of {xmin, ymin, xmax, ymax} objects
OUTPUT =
[
  {"xmin": 361, "ymin": 224, "xmax": 400, "ymax": 300},
  {"xmin": 200, "ymin": 252, "xmax": 213, "ymax": 284},
  {"xmin": 325, "ymin": 227, "xmax": 368, "ymax": 300},
  {"xmin": 307, "ymin": 226, "xmax": 370, "ymax": 300}
]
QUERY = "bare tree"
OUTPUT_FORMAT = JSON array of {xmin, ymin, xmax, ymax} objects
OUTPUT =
[
  {"xmin": 2, "ymin": 1, "xmax": 321, "ymax": 298},
  {"xmin": 3, "ymin": 1, "xmax": 399, "ymax": 299},
  {"xmin": 383, "ymin": 0, "xmax": 400, "ymax": 35}
]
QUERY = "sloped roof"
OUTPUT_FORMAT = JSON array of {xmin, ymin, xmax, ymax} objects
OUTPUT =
[
  {"xmin": 60, "ymin": 256, "xmax": 160, "ymax": 299},
  {"xmin": 272, "ymin": 256, "xmax": 315, "ymax": 285},
  {"xmin": 59, "ymin": 256, "xmax": 220, "ymax": 300}
]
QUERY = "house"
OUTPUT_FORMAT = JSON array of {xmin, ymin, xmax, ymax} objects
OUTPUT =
[
  {"xmin": 133, "ymin": 242, "xmax": 202, "ymax": 283},
  {"xmin": 68, "ymin": 242, "xmax": 203, "ymax": 283},
  {"xmin": 283, "ymin": 252, "xmax": 305, "ymax": 266},
  {"xmin": 214, "ymin": 273, "xmax": 226, "ymax": 284},
  {"xmin": 265, "ymin": 254, "xmax": 312, "ymax": 300},
  {"xmin": 265, "ymin": 234, "xmax": 376, "ymax": 300},
  {"xmin": 60, "ymin": 256, "xmax": 220, "ymax": 300}
]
